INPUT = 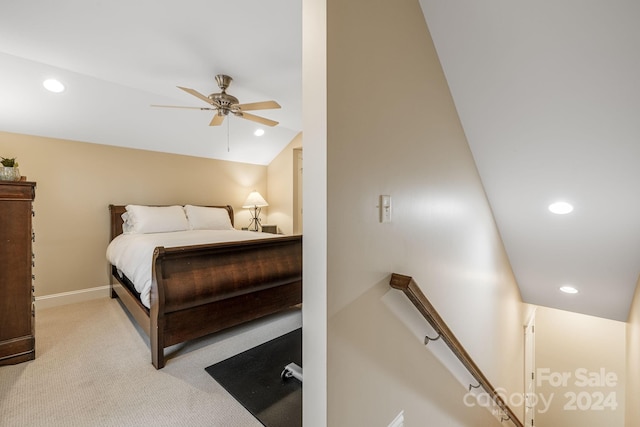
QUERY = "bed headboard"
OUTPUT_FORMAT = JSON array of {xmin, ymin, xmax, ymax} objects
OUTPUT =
[{"xmin": 108, "ymin": 204, "xmax": 235, "ymax": 240}]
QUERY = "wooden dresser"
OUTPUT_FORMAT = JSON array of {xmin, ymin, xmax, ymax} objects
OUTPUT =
[{"xmin": 0, "ymin": 180, "xmax": 36, "ymax": 365}]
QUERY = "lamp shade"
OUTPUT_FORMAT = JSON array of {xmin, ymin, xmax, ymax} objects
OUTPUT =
[{"xmin": 242, "ymin": 191, "xmax": 269, "ymax": 208}]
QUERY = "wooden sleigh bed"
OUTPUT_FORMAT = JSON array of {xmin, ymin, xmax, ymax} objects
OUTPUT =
[{"xmin": 108, "ymin": 204, "xmax": 302, "ymax": 369}]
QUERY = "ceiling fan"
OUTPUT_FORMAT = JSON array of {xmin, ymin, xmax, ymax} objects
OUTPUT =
[{"xmin": 152, "ymin": 74, "xmax": 281, "ymax": 127}]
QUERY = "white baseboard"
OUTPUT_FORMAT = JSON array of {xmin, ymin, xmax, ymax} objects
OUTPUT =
[{"xmin": 35, "ymin": 285, "xmax": 111, "ymax": 310}]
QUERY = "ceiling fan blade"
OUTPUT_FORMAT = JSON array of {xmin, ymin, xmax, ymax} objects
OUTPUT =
[
  {"xmin": 234, "ymin": 100, "xmax": 281, "ymax": 111},
  {"xmin": 238, "ymin": 112, "xmax": 279, "ymax": 127},
  {"xmin": 209, "ymin": 113, "xmax": 225, "ymax": 126},
  {"xmin": 177, "ymin": 86, "xmax": 215, "ymax": 105},
  {"xmin": 151, "ymin": 104, "xmax": 216, "ymax": 110}
]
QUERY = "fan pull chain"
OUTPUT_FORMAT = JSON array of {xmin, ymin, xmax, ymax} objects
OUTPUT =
[{"xmin": 227, "ymin": 116, "xmax": 230, "ymax": 152}]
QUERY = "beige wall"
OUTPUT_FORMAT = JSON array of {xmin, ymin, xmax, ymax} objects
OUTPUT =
[
  {"xmin": 626, "ymin": 277, "xmax": 640, "ymax": 427},
  {"xmin": 535, "ymin": 305, "xmax": 626, "ymax": 427},
  {"xmin": 0, "ymin": 131, "xmax": 268, "ymax": 301},
  {"xmin": 266, "ymin": 132, "xmax": 302, "ymax": 235},
  {"xmin": 315, "ymin": 0, "xmax": 525, "ymax": 425}
]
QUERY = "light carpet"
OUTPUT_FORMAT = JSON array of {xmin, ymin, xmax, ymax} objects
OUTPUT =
[{"xmin": 0, "ymin": 297, "xmax": 301, "ymax": 427}]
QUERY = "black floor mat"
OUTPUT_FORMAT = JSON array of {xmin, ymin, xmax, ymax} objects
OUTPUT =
[{"xmin": 205, "ymin": 328, "xmax": 302, "ymax": 427}]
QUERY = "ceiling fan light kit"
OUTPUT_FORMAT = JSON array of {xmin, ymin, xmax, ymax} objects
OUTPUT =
[{"xmin": 152, "ymin": 74, "xmax": 281, "ymax": 127}]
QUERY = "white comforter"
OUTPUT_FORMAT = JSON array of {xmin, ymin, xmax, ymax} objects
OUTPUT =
[{"xmin": 106, "ymin": 230, "xmax": 280, "ymax": 308}]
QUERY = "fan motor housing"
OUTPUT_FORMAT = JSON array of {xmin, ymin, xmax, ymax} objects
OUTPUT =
[{"xmin": 209, "ymin": 92, "xmax": 239, "ymax": 112}]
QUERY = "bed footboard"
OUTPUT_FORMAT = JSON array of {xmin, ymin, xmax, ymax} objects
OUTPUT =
[{"xmin": 150, "ymin": 235, "xmax": 302, "ymax": 368}]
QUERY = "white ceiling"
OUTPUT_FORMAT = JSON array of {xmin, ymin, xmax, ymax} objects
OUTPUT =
[
  {"xmin": 1, "ymin": 1, "xmax": 637, "ymax": 321},
  {"xmin": 420, "ymin": 0, "xmax": 640, "ymax": 321},
  {"xmin": 0, "ymin": 0, "xmax": 302, "ymax": 165}
]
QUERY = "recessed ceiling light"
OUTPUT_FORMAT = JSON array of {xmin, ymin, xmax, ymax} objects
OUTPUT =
[
  {"xmin": 548, "ymin": 201, "xmax": 573, "ymax": 215},
  {"xmin": 43, "ymin": 79, "xmax": 65, "ymax": 93},
  {"xmin": 254, "ymin": 129, "xmax": 265, "ymax": 137},
  {"xmin": 559, "ymin": 285, "xmax": 579, "ymax": 294}
]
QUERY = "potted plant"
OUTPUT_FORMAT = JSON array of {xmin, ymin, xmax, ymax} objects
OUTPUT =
[{"xmin": 0, "ymin": 157, "xmax": 21, "ymax": 181}]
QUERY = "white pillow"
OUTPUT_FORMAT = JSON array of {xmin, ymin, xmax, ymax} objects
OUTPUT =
[
  {"xmin": 184, "ymin": 205, "xmax": 233, "ymax": 230},
  {"xmin": 124, "ymin": 205, "xmax": 190, "ymax": 234},
  {"xmin": 121, "ymin": 212, "xmax": 135, "ymax": 234}
]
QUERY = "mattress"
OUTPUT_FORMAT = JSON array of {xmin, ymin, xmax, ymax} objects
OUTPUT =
[{"xmin": 106, "ymin": 230, "xmax": 280, "ymax": 308}]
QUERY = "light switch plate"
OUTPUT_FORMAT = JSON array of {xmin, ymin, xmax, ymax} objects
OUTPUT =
[{"xmin": 380, "ymin": 195, "xmax": 391, "ymax": 223}]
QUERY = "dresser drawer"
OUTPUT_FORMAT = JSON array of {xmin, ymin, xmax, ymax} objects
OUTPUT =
[{"xmin": 0, "ymin": 181, "xmax": 36, "ymax": 200}]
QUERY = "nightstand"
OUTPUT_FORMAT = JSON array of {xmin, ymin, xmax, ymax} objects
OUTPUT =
[{"xmin": 261, "ymin": 224, "xmax": 278, "ymax": 234}]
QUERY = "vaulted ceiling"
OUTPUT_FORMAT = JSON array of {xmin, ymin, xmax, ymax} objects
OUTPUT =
[
  {"xmin": 0, "ymin": 1, "xmax": 302, "ymax": 165},
  {"xmin": 1, "ymin": 0, "xmax": 637, "ymax": 321},
  {"xmin": 420, "ymin": 0, "xmax": 640, "ymax": 321}
]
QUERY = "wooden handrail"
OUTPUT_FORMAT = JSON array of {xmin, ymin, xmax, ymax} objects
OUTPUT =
[{"xmin": 390, "ymin": 273, "xmax": 523, "ymax": 427}]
